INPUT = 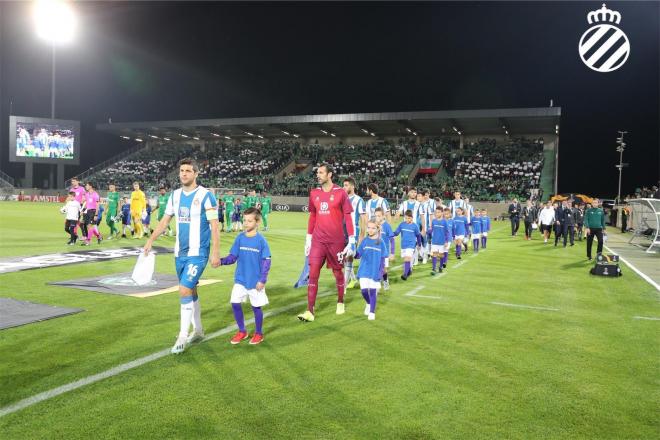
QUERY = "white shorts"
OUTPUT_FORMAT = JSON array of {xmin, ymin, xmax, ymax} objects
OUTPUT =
[
  {"xmin": 454, "ymin": 235, "xmax": 465, "ymax": 241},
  {"xmin": 384, "ymin": 257, "xmax": 390, "ymax": 268},
  {"xmin": 431, "ymin": 244, "xmax": 445, "ymax": 254},
  {"xmin": 401, "ymin": 248, "xmax": 414, "ymax": 258},
  {"xmin": 482, "ymin": 232, "xmax": 488, "ymax": 237},
  {"xmin": 359, "ymin": 278, "xmax": 381, "ymax": 290},
  {"xmin": 472, "ymin": 233, "xmax": 482, "ymax": 239},
  {"xmin": 230, "ymin": 283, "xmax": 269, "ymax": 307}
]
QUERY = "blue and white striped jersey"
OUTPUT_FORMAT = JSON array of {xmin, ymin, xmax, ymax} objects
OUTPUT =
[
  {"xmin": 348, "ymin": 194, "xmax": 367, "ymax": 235},
  {"xmin": 165, "ymin": 186, "xmax": 218, "ymax": 258},
  {"xmin": 398, "ymin": 199, "xmax": 423, "ymax": 225},
  {"xmin": 366, "ymin": 196, "xmax": 389, "ymax": 219},
  {"xmin": 423, "ymin": 198, "xmax": 436, "ymax": 231},
  {"xmin": 449, "ymin": 199, "xmax": 466, "ymax": 218}
]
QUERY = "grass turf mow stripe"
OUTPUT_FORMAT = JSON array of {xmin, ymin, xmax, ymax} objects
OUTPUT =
[{"xmin": 0, "ymin": 291, "xmax": 332, "ymax": 418}]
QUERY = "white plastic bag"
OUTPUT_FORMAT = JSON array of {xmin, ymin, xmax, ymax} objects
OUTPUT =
[{"xmin": 131, "ymin": 252, "xmax": 155, "ymax": 286}]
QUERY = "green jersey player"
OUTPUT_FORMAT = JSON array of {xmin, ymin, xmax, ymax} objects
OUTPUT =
[
  {"xmin": 155, "ymin": 186, "xmax": 173, "ymax": 236},
  {"xmin": 223, "ymin": 192, "xmax": 235, "ymax": 230},
  {"xmin": 260, "ymin": 191, "xmax": 272, "ymax": 231},
  {"xmin": 105, "ymin": 184, "xmax": 120, "ymax": 238}
]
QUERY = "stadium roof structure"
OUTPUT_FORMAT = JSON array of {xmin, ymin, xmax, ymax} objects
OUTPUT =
[{"xmin": 96, "ymin": 107, "xmax": 561, "ymax": 141}]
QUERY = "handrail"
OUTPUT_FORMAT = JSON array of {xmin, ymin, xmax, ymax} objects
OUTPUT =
[{"xmin": 0, "ymin": 170, "xmax": 15, "ymax": 187}]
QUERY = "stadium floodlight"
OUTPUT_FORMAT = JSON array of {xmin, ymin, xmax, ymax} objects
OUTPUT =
[
  {"xmin": 370, "ymin": 133, "xmax": 375, "ymax": 137},
  {"xmin": 120, "ymin": 136, "xmax": 130, "ymax": 140},
  {"xmin": 245, "ymin": 132, "xmax": 254, "ymax": 136},
  {"xmin": 282, "ymin": 130, "xmax": 290, "ymax": 135},
  {"xmin": 224, "ymin": 136, "xmax": 231, "ymax": 140},
  {"xmin": 321, "ymin": 130, "xmax": 328, "ymax": 134},
  {"xmin": 293, "ymin": 134, "xmax": 300, "ymax": 138},
  {"xmin": 412, "ymin": 132, "xmax": 418, "ymax": 136},
  {"xmin": 135, "ymin": 138, "xmax": 143, "ymax": 142},
  {"xmin": 149, "ymin": 135, "xmax": 159, "ymax": 139},
  {"xmin": 193, "ymin": 136, "xmax": 200, "ymax": 140},
  {"xmin": 257, "ymin": 135, "xmax": 264, "ymax": 139},
  {"xmin": 406, "ymin": 128, "xmax": 412, "ymax": 133},
  {"xmin": 361, "ymin": 129, "xmax": 369, "ymax": 134},
  {"xmin": 179, "ymin": 133, "xmax": 189, "ymax": 138},
  {"xmin": 211, "ymin": 133, "xmax": 220, "ymax": 137},
  {"xmin": 33, "ymin": 0, "xmax": 77, "ymax": 45},
  {"xmin": 330, "ymin": 133, "xmax": 336, "ymax": 137},
  {"xmin": 163, "ymin": 137, "xmax": 171, "ymax": 141}
]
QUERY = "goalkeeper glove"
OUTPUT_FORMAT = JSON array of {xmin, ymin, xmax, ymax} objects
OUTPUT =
[
  {"xmin": 341, "ymin": 236, "xmax": 356, "ymax": 258},
  {"xmin": 304, "ymin": 234, "xmax": 312, "ymax": 256}
]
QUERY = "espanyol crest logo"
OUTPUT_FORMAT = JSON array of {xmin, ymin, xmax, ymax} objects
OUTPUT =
[{"xmin": 579, "ymin": 3, "xmax": 630, "ymax": 73}]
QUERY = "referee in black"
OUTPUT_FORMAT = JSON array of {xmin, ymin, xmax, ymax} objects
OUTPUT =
[{"xmin": 585, "ymin": 198, "xmax": 606, "ymax": 260}]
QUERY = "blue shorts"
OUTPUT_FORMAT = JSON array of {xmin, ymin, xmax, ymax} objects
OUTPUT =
[{"xmin": 175, "ymin": 256, "xmax": 209, "ymax": 289}]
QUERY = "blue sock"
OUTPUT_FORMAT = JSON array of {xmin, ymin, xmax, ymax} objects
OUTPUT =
[
  {"xmin": 231, "ymin": 303, "xmax": 245, "ymax": 332},
  {"xmin": 443, "ymin": 252, "xmax": 448, "ymax": 265},
  {"xmin": 369, "ymin": 289, "xmax": 377, "ymax": 313},
  {"xmin": 404, "ymin": 261, "xmax": 410, "ymax": 276},
  {"xmin": 473, "ymin": 239, "xmax": 479, "ymax": 251},
  {"xmin": 456, "ymin": 245, "xmax": 462, "ymax": 257},
  {"xmin": 361, "ymin": 288, "xmax": 370, "ymax": 304},
  {"xmin": 432, "ymin": 256, "xmax": 437, "ymax": 271},
  {"xmin": 483, "ymin": 236, "xmax": 487, "ymax": 248},
  {"xmin": 252, "ymin": 306, "xmax": 263, "ymax": 335}
]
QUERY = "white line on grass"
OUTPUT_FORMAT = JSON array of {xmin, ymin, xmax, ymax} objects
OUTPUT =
[
  {"xmin": 404, "ymin": 285, "xmax": 444, "ymax": 300},
  {"xmin": 0, "ymin": 291, "xmax": 333, "ymax": 419},
  {"xmin": 490, "ymin": 302, "xmax": 559, "ymax": 312},
  {"xmin": 603, "ymin": 244, "xmax": 660, "ymax": 292},
  {"xmin": 633, "ymin": 316, "xmax": 660, "ymax": 321}
]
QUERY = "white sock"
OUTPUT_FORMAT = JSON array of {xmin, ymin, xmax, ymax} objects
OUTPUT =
[
  {"xmin": 179, "ymin": 301, "xmax": 194, "ymax": 338},
  {"xmin": 192, "ymin": 298, "xmax": 203, "ymax": 333}
]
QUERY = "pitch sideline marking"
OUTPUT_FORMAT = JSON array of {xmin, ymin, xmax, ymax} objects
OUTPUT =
[
  {"xmin": 603, "ymin": 244, "xmax": 660, "ymax": 292},
  {"xmin": 633, "ymin": 316, "xmax": 660, "ymax": 321},
  {"xmin": 0, "ymin": 291, "xmax": 333, "ymax": 419},
  {"xmin": 490, "ymin": 302, "xmax": 559, "ymax": 312}
]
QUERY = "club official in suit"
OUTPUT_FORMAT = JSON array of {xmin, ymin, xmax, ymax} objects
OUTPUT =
[
  {"xmin": 561, "ymin": 201, "xmax": 576, "ymax": 247},
  {"xmin": 508, "ymin": 198, "xmax": 522, "ymax": 236}
]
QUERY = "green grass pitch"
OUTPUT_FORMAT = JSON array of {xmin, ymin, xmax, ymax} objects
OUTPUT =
[{"xmin": 0, "ymin": 201, "xmax": 658, "ymax": 439}]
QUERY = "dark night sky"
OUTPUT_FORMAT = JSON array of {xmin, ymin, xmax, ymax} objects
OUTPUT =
[{"xmin": 0, "ymin": 1, "xmax": 658, "ymax": 196}]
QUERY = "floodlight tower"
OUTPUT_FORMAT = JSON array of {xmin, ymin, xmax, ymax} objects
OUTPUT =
[
  {"xmin": 33, "ymin": 0, "xmax": 77, "ymax": 119},
  {"xmin": 615, "ymin": 131, "xmax": 628, "ymax": 203}
]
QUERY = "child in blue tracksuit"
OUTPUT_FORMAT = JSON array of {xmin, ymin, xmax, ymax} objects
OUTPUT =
[
  {"xmin": 120, "ymin": 198, "xmax": 133, "ymax": 238},
  {"xmin": 355, "ymin": 219, "xmax": 389, "ymax": 320},
  {"xmin": 471, "ymin": 210, "xmax": 483, "ymax": 252},
  {"xmin": 443, "ymin": 208, "xmax": 454, "ymax": 267},
  {"xmin": 393, "ymin": 209, "xmax": 421, "ymax": 280},
  {"xmin": 480, "ymin": 209, "xmax": 491, "ymax": 248},
  {"xmin": 430, "ymin": 206, "xmax": 451, "ymax": 274},
  {"xmin": 220, "ymin": 207, "xmax": 271, "ymax": 345},
  {"xmin": 374, "ymin": 207, "xmax": 394, "ymax": 291},
  {"xmin": 453, "ymin": 208, "xmax": 468, "ymax": 259},
  {"xmin": 142, "ymin": 203, "xmax": 152, "ymax": 236}
]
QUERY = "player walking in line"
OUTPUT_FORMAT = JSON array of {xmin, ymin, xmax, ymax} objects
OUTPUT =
[
  {"xmin": 298, "ymin": 163, "xmax": 355, "ymax": 322},
  {"xmin": 155, "ymin": 186, "xmax": 173, "ymax": 237},
  {"xmin": 366, "ymin": 183, "xmax": 391, "ymax": 222},
  {"xmin": 223, "ymin": 191, "xmax": 235, "ymax": 231},
  {"xmin": 105, "ymin": 183, "xmax": 120, "ymax": 239},
  {"xmin": 393, "ymin": 209, "xmax": 421, "ymax": 280},
  {"xmin": 144, "ymin": 158, "xmax": 220, "ymax": 354},
  {"xmin": 354, "ymin": 219, "xmax": 388, "ymax": 320},
  {"xmin": 430, "ymin": 206, "xmax": 451, "ymax": 275},
  {"xmin": 220, "ymin": 207, "xmax": 271, "ymax": 345},
  {"xmin": 259, "ymin": 191, "xmax": 272, "ymax": 231},
  {"xmin": 374, "ymin": 207, "xmax": 394, "ymax": 290},
  {"xmin": 453, "ymin": 207, "xmax": 468, "ymax": 260},
  {"xmin": 130, "ymin": 181, "xmax": 147, "ymax": 239},
  {"xmin": 342, "ymin": 176, "xmax": 367, "ymax": 290}
]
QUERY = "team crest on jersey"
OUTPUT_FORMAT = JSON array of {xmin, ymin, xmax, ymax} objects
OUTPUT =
[
  {"xmin": 193, "ymin": 199, "xmax": 200, "ymax": 206},
  {"xmin": 320, "ymin": 202, "xmax": 329, "ymax": 212}
]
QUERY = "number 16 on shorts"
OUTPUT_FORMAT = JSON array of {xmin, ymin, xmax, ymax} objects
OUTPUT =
[{"xmin": 175, "ymin": 256, "xmax": 208, "ymax": 289}]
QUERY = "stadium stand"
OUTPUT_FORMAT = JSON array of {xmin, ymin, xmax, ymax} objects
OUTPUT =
[{"xmin": 74, "ymin": 136, "xmax": 546, "ymax": 201}]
